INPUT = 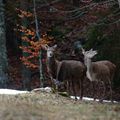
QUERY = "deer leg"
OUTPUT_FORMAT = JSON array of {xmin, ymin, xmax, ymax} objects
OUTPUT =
[
  {"xmin": 77, "ymin": 79, "xmax": 81, "ymax": 100},
  {"xmin": 92, "ymin": 81, "xmax": 96, "ymax": 101},
  {"xmin": 108, "ymin": 79, "xmax": 113, "ymax": 103},
  {"xmin": 66, "ymin": 80, "xmax": 71, "ymax": 96},
  {"xmin": 99, "ymin": 81, "xmax": 106, "ymax": 103},
  {"xmin": 71, "ymin": 79, "xmax": 77, "ymax": 100},
  {"xmin": 69, "ymin": 81, "xmax": 72, "ymax": 96},
  {"xmin": 80, "ymin": 79, "xmax": 83, "ymax": 100}
]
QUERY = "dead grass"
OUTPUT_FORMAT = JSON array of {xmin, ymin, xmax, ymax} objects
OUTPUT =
[{"xmin": 0, "ymin": 92, "xmax": 120, "ymax": 120}]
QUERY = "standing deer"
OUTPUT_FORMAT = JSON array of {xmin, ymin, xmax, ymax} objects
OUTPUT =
[
  {"xmin": 45, "ymin": 45, "xmax": 86, "ymax": 100},
  {"xmin": 82, "ymin": 48, "xmax": 116, "ymax": 102}
]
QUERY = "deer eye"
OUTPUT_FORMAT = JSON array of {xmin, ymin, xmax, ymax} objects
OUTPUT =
[
  {"xmin": 47, "ymin": 51, "xmax": 53, "ymax": 57},
  {"xmin": 50, "ymin": 53, "xmax": 53, "ymax": 56}
]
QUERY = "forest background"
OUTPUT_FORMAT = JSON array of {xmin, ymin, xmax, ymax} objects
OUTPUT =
[{"xmin": 0, "ymin": 0, "xmax": 120, "ymax": 101}]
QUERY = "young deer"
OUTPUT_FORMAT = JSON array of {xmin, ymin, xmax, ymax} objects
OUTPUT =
[
  {"xmin": 82, "ymin": 48, "xmax": 116, "ymax": 102},
  {"xmin": 45, "ymin": 45, "xmax": 86, "ymax": 100}
]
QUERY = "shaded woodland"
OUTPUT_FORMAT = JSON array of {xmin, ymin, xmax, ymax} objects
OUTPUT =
[{"xmin": 0, "ymin": 0, "xmax": 120, "ymax": 101}]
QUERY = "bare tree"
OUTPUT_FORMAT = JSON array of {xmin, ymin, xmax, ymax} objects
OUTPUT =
[
  {"xmin": 0, "ymin": 0, "xmax": 8, "ymax": 88},
  {"xmin": 20, "ymin": 0, "xmax": 31, "ymax": 90},
  {"xmin": 65, "ymin": 0, "xmax": 79, "ymax": 7},
  {"xmin": 118, "ymin": 0, "xmax": 120, "ymax": 8}
]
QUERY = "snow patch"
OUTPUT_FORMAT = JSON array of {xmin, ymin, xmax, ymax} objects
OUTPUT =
[
  {"xmin": 0, "ymin": 89, "xmax": 29, "ymax": 95},
  {"xmin": 0, "ymin": 89, "xmax": 118, "ymax": 103},
  {"xmin": 70, "ymin": 96, "xmax": 118, "ymax": 103}
]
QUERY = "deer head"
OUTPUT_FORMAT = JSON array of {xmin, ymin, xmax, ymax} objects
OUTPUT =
[
  {"xmin": 82, "ymin": 48, "xmax": 98, "ymax": 65},
  {"xmin": 82, "ymin": 48, "xmax": 97, "ymax": 58},
  {"xmin": 44, "ymin": 44, "xmax": 57, "ymax": 58}
]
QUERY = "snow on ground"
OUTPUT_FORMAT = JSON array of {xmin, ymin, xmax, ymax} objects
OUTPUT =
[
  {"xmin": 0, "ymin": 89, "xmax": 29, "ymax": 95},
  {"xmin": 70, "ymin": 96, "xmax": 118, "ymax": 103},
  {"xmin": 0, "ymin": 88, "xmax": 118, "ymax": 103}
]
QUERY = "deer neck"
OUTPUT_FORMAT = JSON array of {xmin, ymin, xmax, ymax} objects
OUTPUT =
[
  {"xmin": 47, "ymin": 56, "xmax": 57, "ymax": 78},
  {"xmin": 85, "ymin": 58, "xmax": 93, "ymax": 81}
]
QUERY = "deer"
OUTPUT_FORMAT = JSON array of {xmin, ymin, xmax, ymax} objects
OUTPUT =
[
  {"xmin": 82, "ymin": 48, "xmax": 116, "ymax": 102},
  {"xmin": 44, "ymin": 44, "xmax": 86, "ymax": 100}
]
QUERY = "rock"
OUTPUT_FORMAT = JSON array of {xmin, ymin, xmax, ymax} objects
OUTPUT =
[{"xmin": 31, "ymin": 87, "xmax": 53, "ymax": 93}]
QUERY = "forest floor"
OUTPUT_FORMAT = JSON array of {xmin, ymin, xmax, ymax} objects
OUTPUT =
[{"xmin": 0, "ymin": 91, "xmax": 120, "ymax": 120}]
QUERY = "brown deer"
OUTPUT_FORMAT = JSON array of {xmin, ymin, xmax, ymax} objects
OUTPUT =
[
  {"xmin": 82, "ymin": 48, "xmax": 116, "ymax": 102},
  {"xmin": 45, "ymin": 45, "xmax": 86, "ymax": 100}
]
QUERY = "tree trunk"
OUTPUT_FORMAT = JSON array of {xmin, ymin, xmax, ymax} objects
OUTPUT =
[
  {"xmin": 65, "ymin": 0, "xmax": 80, "ymax": 7},
  {"xmin": 118, "ymin": 0, "xmax": 120, "ymax": 8},
  {"xmin": 65, "ymin": 0, "xmax": 72, "ymax": 4},
  {"xmin": 72, "ymin": 0, "xmax": 79, "ymax": 7},
  {"xmin": 0, "ymin": 0, "xmax": 8, "ymax": 88},
  {"xmin": 33, "ymin": 0, "xmax": 46, "ymax": 87},
  {"xmin": 20, "ymin": 0, "xmax": 31, "ymax": 91}
]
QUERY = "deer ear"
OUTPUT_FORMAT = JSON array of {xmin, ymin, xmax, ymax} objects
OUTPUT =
[
  {"xmin": 41, "ymin": 44, "xmax": 49, "ymax": 50},
  {"xmin": 90, "ymin": 48, "xmax": 93, "ymax": 52},
  {"xmin": 53, "ymin": 44, "xmax": 57, "ymax": 49},
  {"xmin": 94, "ymin": 50, "xmax": 98, "ymax": 55},
  {"xmin": 81, "ymin": 48, "xmax": 85, "ymax": 54}
]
